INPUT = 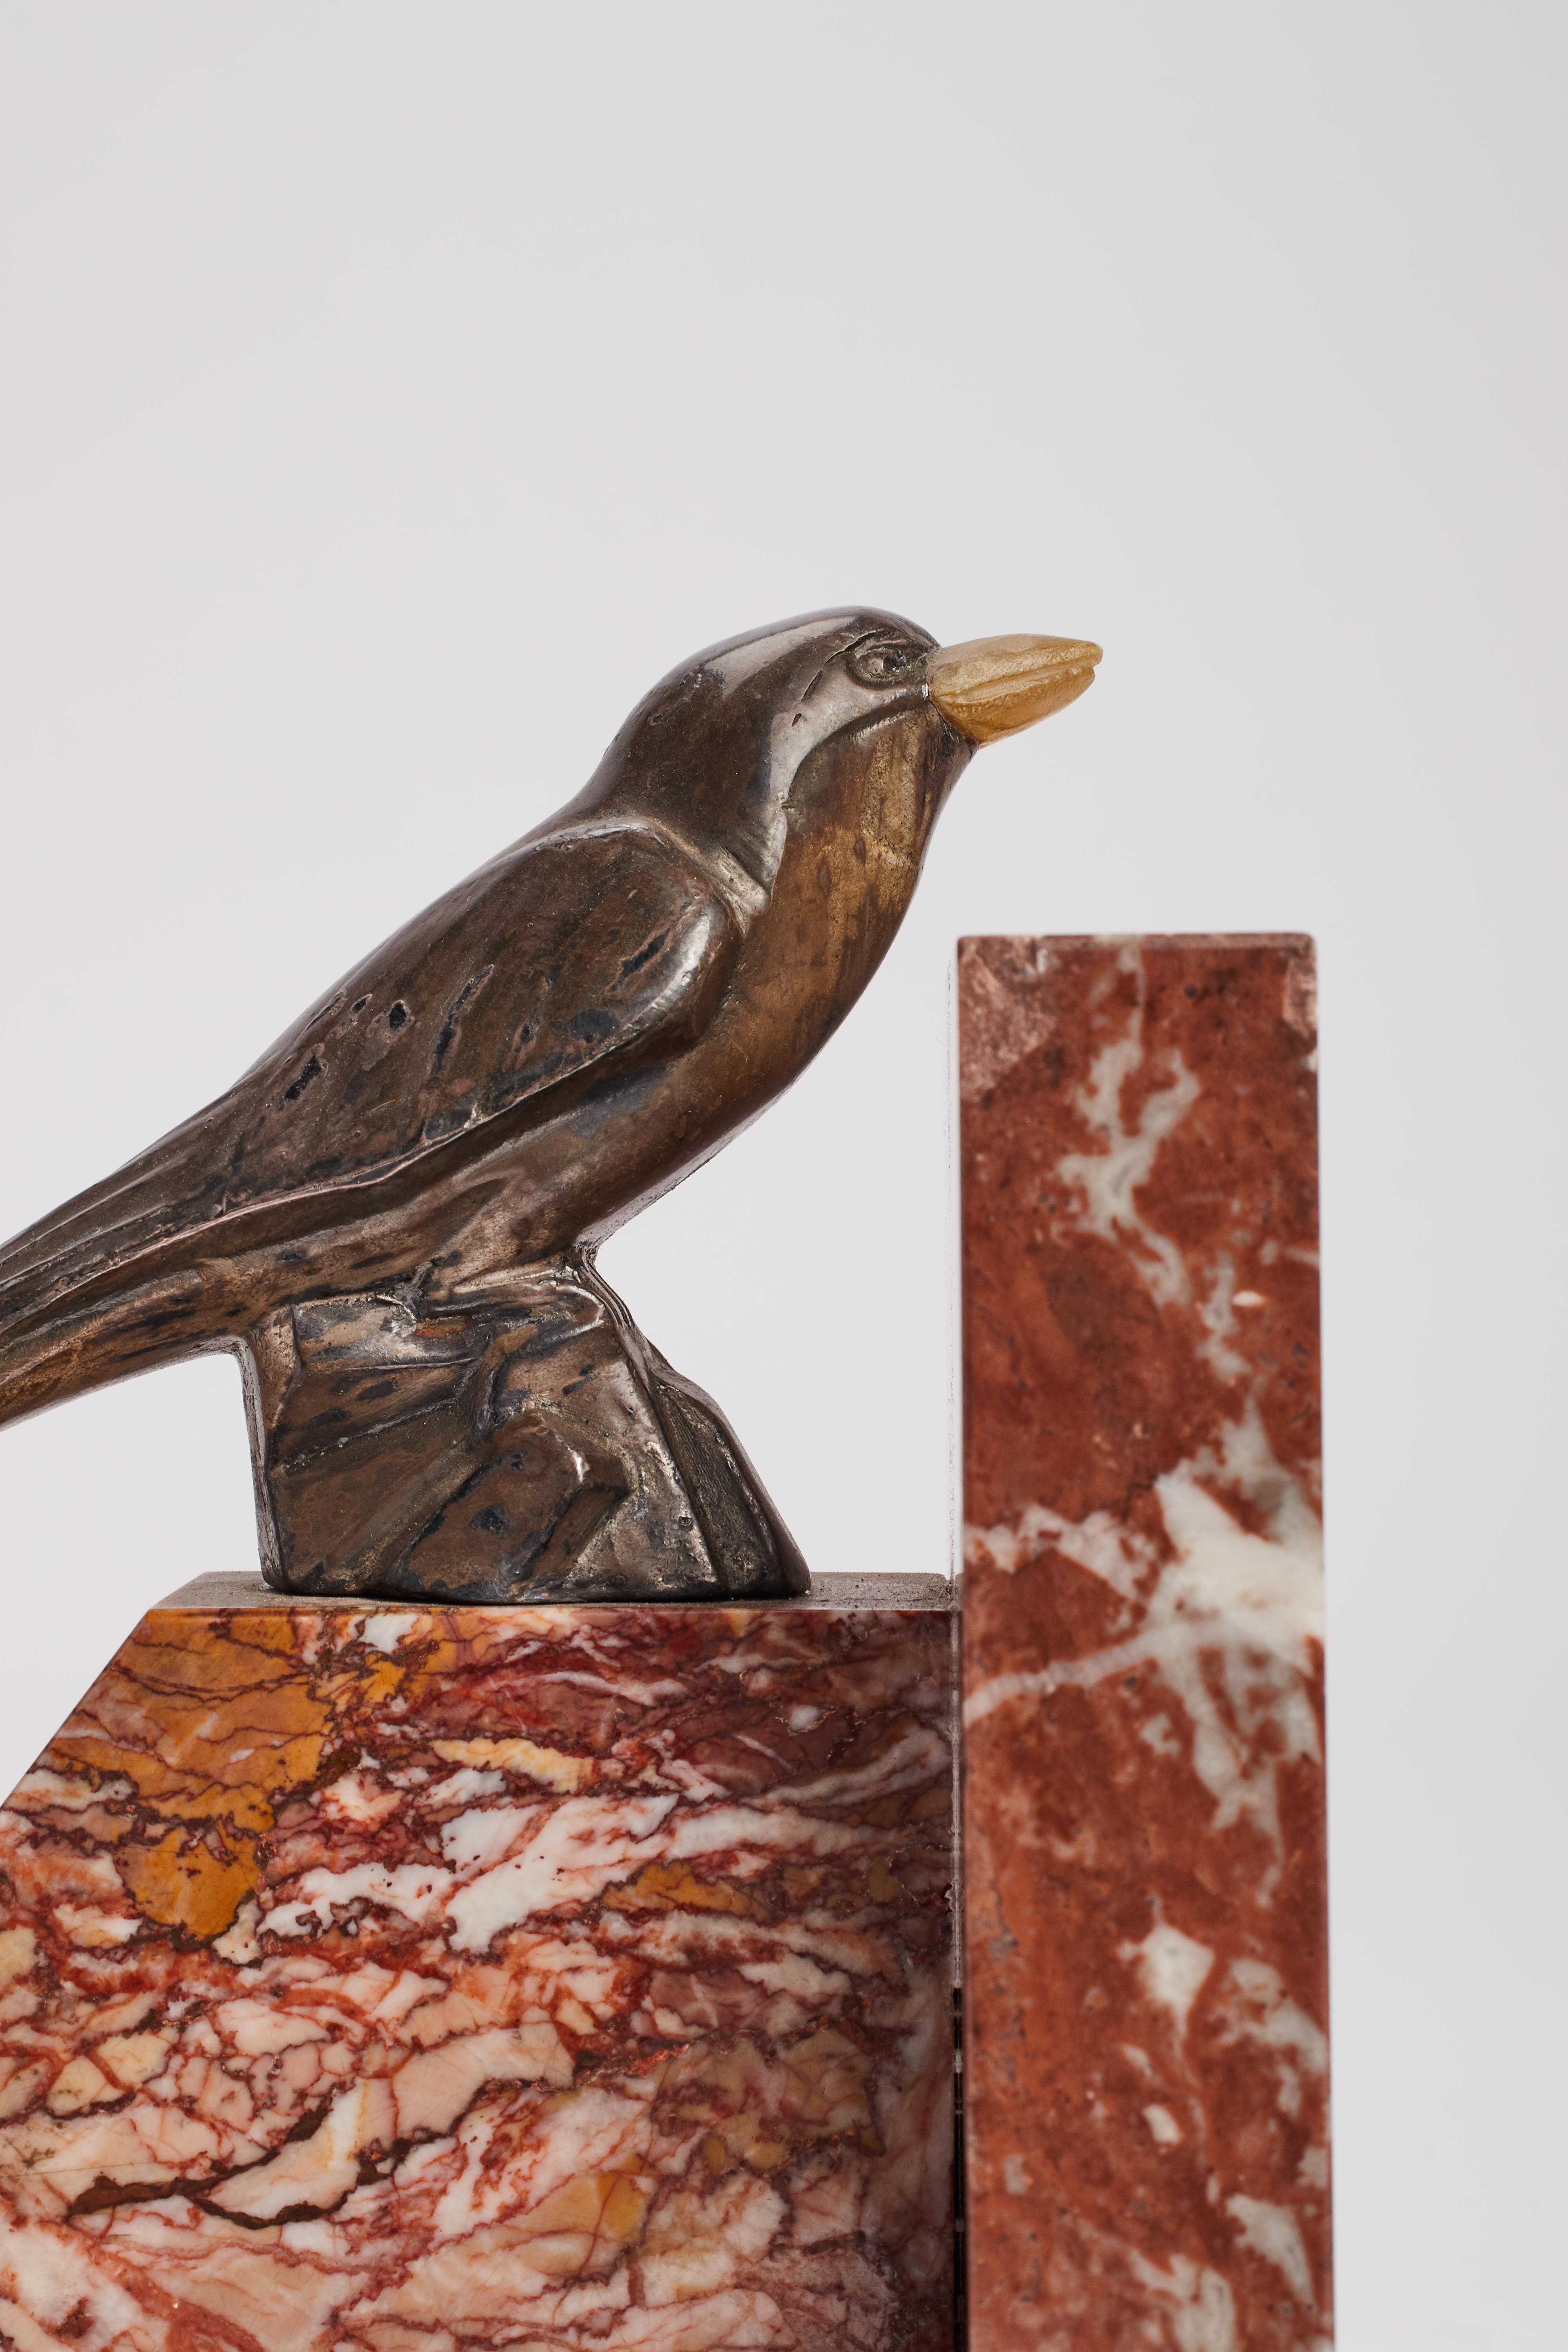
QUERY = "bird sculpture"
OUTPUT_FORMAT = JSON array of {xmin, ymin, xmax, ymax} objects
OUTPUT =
[{"xmin": 0, "ymin": 612, "xmax": 1099, "ymax": 1602}]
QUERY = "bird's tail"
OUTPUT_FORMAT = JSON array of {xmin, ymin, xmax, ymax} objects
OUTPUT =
[
  {"xmin": 0, "ymin": 1140, "xmax": 247, "ymax": 1429},
  {"xmin": 0, "ymin": 1250, "xmax": 244, "ymax": 1432}
]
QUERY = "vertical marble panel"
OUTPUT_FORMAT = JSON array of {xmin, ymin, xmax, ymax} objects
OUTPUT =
[
  {"xmin": 958, "ymin": 937, "xmax": 1329, "ymax": 2351},
  {"xmin": 0, "ymin": 1575, "xmax": 954, "ymax": 2352}
]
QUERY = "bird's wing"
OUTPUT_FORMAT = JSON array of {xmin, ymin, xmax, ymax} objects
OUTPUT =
[{"xmin": 0, "ymin": 823, "xmax": 737, "ymax": 1323}]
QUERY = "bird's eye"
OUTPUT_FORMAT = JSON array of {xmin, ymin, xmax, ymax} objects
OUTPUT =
[{"xmin": 849, "ymin": 640, "xmax": 919, "ymax": 687}]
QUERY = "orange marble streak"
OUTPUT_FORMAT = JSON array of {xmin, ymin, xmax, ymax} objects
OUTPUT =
[
  {"xmin": 0, "ymin": 1598, "xmax": 954, "ymax": 2350},
  {"xmin": 959, "ymin": 937, "xmax": 1330, "ymax": 2351}
]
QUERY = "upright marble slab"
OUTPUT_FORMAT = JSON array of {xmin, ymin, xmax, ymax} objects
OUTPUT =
[
  {"xmin": 958, "ymin": 937, "xmax": 1329, "ymax": 2350},
  {"xmin": 0, "ymin": 1575, "xmax": 955, "ymax": 2352}
]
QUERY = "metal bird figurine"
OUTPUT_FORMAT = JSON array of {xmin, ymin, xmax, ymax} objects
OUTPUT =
[{"xmin": 0, "ymin": 612, "xmax": 1099, "ymax": 1602}]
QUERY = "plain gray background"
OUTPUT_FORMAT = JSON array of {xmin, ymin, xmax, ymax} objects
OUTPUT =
[{"xmin": 0, "ymin": 5, "xmax": 1562, "ymax": 2343}]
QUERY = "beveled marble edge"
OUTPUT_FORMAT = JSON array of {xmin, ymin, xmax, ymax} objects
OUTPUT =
[
  {"xmin": 957, "ymin": 928, "xmax": 1315, "ymax": 954},
  {"xmin": 155, "ymin": 1569, "xmax": 956, "ymax": 1613},
  {"xmin": 957, "ymin": 927, "xmax": 1316, "ymax": 940}
]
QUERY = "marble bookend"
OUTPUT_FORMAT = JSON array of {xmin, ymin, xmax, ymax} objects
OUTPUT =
[
  {"xmin": 0, "ymin": 1575, "xmax": 956, "ymax": 2352},
  {"xmin": 958, "ymin": 937, "xmax": 1330, "ymax": 2350}
]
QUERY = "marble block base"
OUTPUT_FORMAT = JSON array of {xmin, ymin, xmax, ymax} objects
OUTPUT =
[
  {"xmin": 959, "ymin": 938, "xmax": 1330, "ymax": 2350},
  {"xmin": 0, "ymin": 1575, "xmax": 955, "ymax": 2352}
]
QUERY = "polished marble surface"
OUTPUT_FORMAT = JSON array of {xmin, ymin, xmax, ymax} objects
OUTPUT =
[
  {"xmin": 0, "ymin": 1591, "xmax": 954, "ymax": 2350},
  {"xmin": 959, "ymin": 935, "xmax": 1329, "ymax": 2351}
]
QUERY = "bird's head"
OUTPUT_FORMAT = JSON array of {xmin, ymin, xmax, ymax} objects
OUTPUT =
[{"xmin": 584, "ymin": 609, "xmax": 1102, "ymax": 912}]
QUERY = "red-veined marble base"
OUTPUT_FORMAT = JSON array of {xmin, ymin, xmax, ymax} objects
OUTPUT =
[
  {"xmin": 0, "ymin": 1576, "xmax": 955, "ymax": 2352},
  {"xmin": 958, "ymin": 937, "xmax": 1330, "ymax": 2351}
]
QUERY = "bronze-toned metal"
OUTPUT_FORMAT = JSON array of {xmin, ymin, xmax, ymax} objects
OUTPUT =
[{"xmin": 0, "ymin": 611, "xmax": 1100, "ymax": 1601}]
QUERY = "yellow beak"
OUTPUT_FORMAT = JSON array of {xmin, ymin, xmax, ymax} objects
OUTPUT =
[{"xmin": 926, "ymin": 633, "xmax": 1102, "ymax": 744}]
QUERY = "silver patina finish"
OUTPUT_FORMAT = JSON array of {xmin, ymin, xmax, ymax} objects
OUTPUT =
[{"xmin": 0, "ymin": 611, "xmax": 1099, "ymax": 1601}]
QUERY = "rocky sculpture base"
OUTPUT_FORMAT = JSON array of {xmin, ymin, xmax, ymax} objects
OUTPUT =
[
  {"xmin": 0, "ymin": 1574, "xmax": 955, "ymax": 2352},
  {"xmin": 246, "ymin": 1252, "xmax": 810, "ymax": 1604}
]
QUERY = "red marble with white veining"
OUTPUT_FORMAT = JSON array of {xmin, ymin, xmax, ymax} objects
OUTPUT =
[
  {"xmin": 0, "ymin": 1599, "xmax": 954, "ymax": 2350},
  {"xmin": 959, "ymin": 936, "xmax": 1328, "ymax": 2352}
]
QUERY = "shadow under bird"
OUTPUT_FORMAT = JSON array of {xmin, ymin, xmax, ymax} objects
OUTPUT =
[{"xmin": 0, "ymin": 612, "xmax": 1100, "ymax": 1601}]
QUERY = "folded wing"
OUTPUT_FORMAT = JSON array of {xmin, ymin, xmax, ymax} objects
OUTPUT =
[{"xmin": 0, "ymin": 823, "xmax": 737, "ymax": 1334}]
